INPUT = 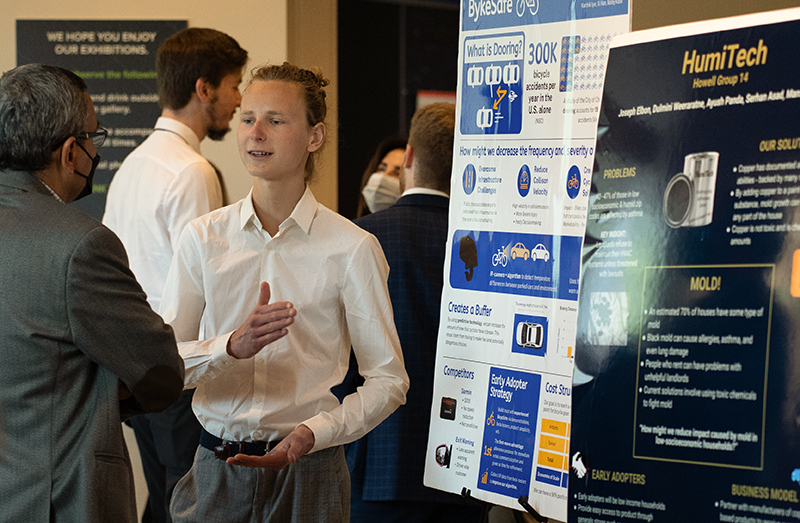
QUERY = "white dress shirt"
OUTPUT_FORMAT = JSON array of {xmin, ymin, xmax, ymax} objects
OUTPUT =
[
  {"xmin": 103, "ymin": 117, "xmax": 222, "ymax": 312},
  {"xmin": 160, "ymin": 186, "xmax": 409, "ymax": 453}
]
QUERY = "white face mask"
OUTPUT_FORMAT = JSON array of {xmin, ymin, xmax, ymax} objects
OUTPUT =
[{"xmin": 362, "ymin": 172, "xmax": 401, "ymax": 213}]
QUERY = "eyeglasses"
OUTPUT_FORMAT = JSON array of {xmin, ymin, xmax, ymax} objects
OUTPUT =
[{"xmin": 73, "ymin": 127, "xmax": 108, "ymax": 147}]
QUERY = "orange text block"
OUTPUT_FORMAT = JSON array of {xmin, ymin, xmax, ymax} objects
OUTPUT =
[
  {"xmin": 539, "ymin": 434, "xmax": 566, "ymax": 453},
  {"xmin": 538, "ymin": 450, "xmax": 564, "ymax": 469},
  {"xmin": 541, "ymin": 418, "xmax": 568, "ymax": 437}
]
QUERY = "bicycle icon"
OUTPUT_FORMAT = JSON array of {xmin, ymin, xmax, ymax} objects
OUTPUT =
[
  {"xmin": 492, "ymin": 248, "xmax": 508, "ymax": 267},
  {"xmin": 516, "ymin": 0, "xmax": 539, "ymax": 17},
  {"xmin": 487, "ymin": 412, "xmax": 496, "ymax": 426},
  {"xmin": 568, "ymin": 174, "xmax": 580, "ymax": 190}
]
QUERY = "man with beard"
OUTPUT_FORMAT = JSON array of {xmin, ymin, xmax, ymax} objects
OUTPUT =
[{"xmin": 102, "ymin": 27, "xmax": 247, "ymax": 523}]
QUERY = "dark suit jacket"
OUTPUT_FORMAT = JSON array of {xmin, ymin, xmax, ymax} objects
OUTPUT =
[
  {"xmin": 0, "ymin": 170, "xmax": 184, "ymax": 522},
  {"xmin": 341, "ymin": 192, "xmax": 462, "ymax": 503}
]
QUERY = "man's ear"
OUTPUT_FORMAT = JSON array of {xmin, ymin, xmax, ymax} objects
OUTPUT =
[
  {"xmin": 195, "ymin": 77, "xmax": 215, "ymax": 103},
  {"xmin": 307, "ymin": 122, "xmax": 326, "ymax": 152},
  {"xmin": 403, "ymin": 144, "xmax": 414, "ymax": 169},
  {"xmin": 57, "ymin": 137, "xmax": 79, "ymax": 171}
]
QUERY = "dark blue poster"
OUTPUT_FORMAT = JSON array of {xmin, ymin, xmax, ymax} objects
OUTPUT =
[
  {"xmin": 478, "ymin": 367, "xmax": 541, "ymax": 498},
  {"xmin": 569, "ymin": 9, "xmax": 800, "ymax": 522},
  {"xmin": 16, "ymin": 20, "xmax": 187, "ymax": 219}
]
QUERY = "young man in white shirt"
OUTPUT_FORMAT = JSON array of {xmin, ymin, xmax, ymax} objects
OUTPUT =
[
  {"xmin": 162, "ymin": 63, "xmax": 409, "ymax": 523},
  {"xmin": 102, "ymin": 28, "xmax": 248, "ymax": 523}
]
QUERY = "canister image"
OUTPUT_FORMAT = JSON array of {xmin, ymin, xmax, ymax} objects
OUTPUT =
[{"xmin": 663, "ymin": 151, "xmax": 720, "ymax": 228}]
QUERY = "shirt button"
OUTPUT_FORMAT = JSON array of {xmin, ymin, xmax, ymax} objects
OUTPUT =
[
  {"xmin": 253, "ymin": 431, "xmax": 264, "ymax": 440},
  {"xmin": 255, "ymin": 397, "xmax": 263, "ymax": 404}
]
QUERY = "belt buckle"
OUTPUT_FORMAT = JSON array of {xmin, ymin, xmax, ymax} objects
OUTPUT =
[{"xmin": 214, "ymin": 441, "xmax": 245, "ymax": 461}]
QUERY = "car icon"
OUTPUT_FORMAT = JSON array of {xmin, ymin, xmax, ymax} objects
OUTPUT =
[
  {"xmin": 510, "ymin": 242, "xmax": 529, "ymax": 260},
  {"xmin": 516, "ymin": 321, "xmax": 544, "ymax": 349},
  {"xmin": 531, "ymin": 243, "xmax": 550, "ymax": 261}
]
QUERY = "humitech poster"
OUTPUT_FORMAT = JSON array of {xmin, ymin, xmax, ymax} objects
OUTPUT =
[
  {"xmin": 424, "ymin": 0, "xmax": 629, "ymax": 519},
  {"xmin": 569, "ymin": 8, "xmax": 800, "ymax": 523}
]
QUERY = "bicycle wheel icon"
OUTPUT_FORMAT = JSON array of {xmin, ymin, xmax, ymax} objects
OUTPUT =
[
  {"xmin": 517, "ymin": 0, "xmax": 539, "ymax": 16},
  {"xmin": 492, "ymin": 249, "xmax": 508, "ymax": 267}
]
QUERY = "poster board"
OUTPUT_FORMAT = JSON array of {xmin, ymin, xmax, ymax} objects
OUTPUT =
[
  {"xmin": 424, "ymin": 1, "xmax": 629, "ymax": 519},
  {"xmin": 17, "ymin": 20, "xmax": 187, "ymax": 219},
  {"xmin": 569, "ymin": 7, "xmax": 800, "ymax": 522}
]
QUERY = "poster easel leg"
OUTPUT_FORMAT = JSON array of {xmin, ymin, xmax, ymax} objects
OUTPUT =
[
  {"xmin": 517, "ymin": 496, "xmax": 547, "ymax": 522},
  {"xmin": 460, "ymin": 487, "xmax": 492, "ymax": 523}
]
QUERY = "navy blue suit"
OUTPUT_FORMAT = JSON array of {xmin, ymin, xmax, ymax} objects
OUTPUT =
[{"xmin": 335, "ymin": 193, "xmax": 481, "ymax": 522}]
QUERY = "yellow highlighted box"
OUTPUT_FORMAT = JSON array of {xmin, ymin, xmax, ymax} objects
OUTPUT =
[
  {"xmin": 538, "ymin": 450, "xmax": 564, "ymax": 469},
  {"xmin": 539, "ymin": 434, "xmax": 566, "ymax": 453},
  {"xmin": 541, "ymin": 418, "xmax": 568, "ymax": 436}
]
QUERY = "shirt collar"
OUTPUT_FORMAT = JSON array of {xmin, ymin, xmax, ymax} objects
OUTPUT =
[
  {"xmin": 154, "ymin": 116, "xmax": 202, "ymax": 154},
  {"xmin": 401, "ymin": 187, "xmax": 449, "ymax": 199},
  {"xmin": 37, "ymin": 177, "xmax": 65, "ymax": 203},
  {"xmin": 239, "ymin": 185, "xmax": 318, "ymax": 235}
]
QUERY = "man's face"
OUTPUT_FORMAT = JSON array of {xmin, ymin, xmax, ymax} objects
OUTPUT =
[
  {"xmin": 205, "ymin": 69, "xmax": 243, "ymax": 141},
  {"xmin": 237, "ymin": 80, "xmax": 321, "ymax": 183}
]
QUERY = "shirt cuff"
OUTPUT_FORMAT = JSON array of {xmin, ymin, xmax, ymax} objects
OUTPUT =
[
  {"xmin": 181, "ymin": 331, "xmax": 238, "ymax": 386},
  {"xmin": 300, "ymin": 415, "xmax": 332, "ymax": 454}
]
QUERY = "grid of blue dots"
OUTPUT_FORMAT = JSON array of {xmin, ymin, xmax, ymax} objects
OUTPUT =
[{"xmin": 559, "ymin": 33, "xmax": 623, "ymax": 92}]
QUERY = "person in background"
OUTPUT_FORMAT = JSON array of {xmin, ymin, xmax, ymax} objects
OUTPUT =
[
  {"xmin": 102, "ymin": 27, "xmax": 248, "ymax": 523},
  {"xmin": 162, "ymin": 62, "xmax": 409, "ymax": 523},
  {"xmin": 356, "ymin": 135, "xmax": 407, "ymax": 218},
  {"xmin": 340, "ymin": 102, "xmax": 482, "ymax": 522},
  {"xmin": 0, "ymin": 63, "xmax": 184, "ymax": 523}
]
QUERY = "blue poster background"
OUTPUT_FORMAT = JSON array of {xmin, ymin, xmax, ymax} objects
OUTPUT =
[
  {"xmin": 461, "ymin": 32, "xmax": 525, "ymax": 135},
  {"xmin": 512, "ymin": 313, "xmax": 549, "ymax": 357},
  {"xmin": 478, "ymin": 367, "xmax": 541, "ymax": 497},
  {"xmin": 462, "ymin": 0, "xmax": 627, "ymax": 31},
  {"xmin": 450, "ymin": 230, "xmax": 582, "ymax": 301}
]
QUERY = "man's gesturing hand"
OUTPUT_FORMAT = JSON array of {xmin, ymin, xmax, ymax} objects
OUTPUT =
[
  {"xmin": 227, "ymin": 282, "xmax": 296, "ymax": 359},
  {"xmin": 226, "ymin": 424, "xmax": 315, "ymax": 470}
]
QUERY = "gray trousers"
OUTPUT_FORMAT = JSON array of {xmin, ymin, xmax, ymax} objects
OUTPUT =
[{"xmin": 170, "ymin": 445, "xmax": 350, "ymax": 523}]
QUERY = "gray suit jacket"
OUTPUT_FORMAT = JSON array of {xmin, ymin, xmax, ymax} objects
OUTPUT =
[{"xmin": 0, "ymin": 170, "xmax": 184, "ymax": 522}]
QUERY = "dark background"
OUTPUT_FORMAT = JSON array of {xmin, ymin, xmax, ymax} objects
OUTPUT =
[
  {"xmin": 17, "ymin": 20, "xmax": 187, "ymax": 219},
  {"xmin": 337, "ymin": 0, "xmax": 459, "ymax": 219}
]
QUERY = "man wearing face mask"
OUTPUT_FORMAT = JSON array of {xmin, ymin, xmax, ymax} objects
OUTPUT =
[
  {"xmin": 0, "ymin": 64, "xmax": 184, "ymax": 522},
  {"xmin": 72, "ymin": 125, "xmax": 102, "ymax": 199},
  {"xmin": 102, "ymin": 27, "xmax": 248, "ymax": 523}
]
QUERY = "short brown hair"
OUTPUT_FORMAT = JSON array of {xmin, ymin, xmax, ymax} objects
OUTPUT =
[
  {"xmin": 408, "ymin": 103, "xmax": 455, "ymax": 192},
  {"xmin": 247, "ymin": 63, "xmax": 329, "ymax": 181},
  {"xmin": 156, "ymin": 28, "xmax": 248, "ymax": 110}
]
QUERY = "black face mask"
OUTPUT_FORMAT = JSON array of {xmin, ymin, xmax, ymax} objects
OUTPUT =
[{"xmin": 73, "ymin": 140, "xmax": 100, "ymax": 201}]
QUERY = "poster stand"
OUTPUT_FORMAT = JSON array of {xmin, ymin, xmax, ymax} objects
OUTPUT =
[
  {"xmin": 460, "ymin": 487, "xmax": 491, "ymax": 523},
  {"xmin": 460, "ymin": 487, "xmax": 549, "ymax": 522},
  {"xmin": 517, "ymin": 496, "xmax": 547, "ymax": 522}
]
